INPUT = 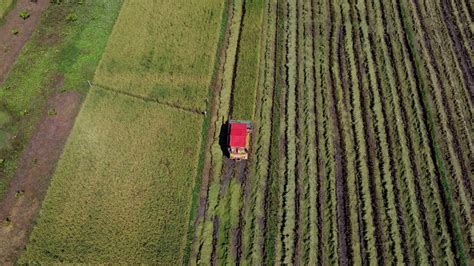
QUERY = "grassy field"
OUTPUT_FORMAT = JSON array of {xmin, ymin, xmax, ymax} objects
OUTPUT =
[
  {"xmin": 20, "ymin": 89, "xmax": 204, "ymax": 263},
  {"xmin": 0, "ymin": 0, "xmax": 123, "ymax": 198},
  {"xmin": 94, "ymin": 0, "xmax": 225, "ymax": 111},
  {"xmin": 0, "ymin": 0, "xmax": 13, "ymax": 20},
  {"xmin": 20, "ymin": 0, "xmax": 226, "ymax": 263}
]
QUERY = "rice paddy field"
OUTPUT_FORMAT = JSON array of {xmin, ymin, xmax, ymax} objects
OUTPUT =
[
  {"xmin": 0, "ymin": 0, "xmax": 472, "ymax": 264},
  {"xmin": 20, "ymin": 88, "xmax": 204, "ymax": 263}
]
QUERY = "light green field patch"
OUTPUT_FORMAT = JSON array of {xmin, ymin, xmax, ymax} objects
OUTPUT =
[
  {"xmin": 95, "ymin": 0, "xmax": 224, "ymax": 110},
  {"xmin": 0, "ymin": 130, "xmax": 9, "ymax": 150},
  {"xmin": 20, "ymin": 88, "xmax": 204, "ymax": 264},
  {"xmin": 0, "ymin": 0, "xmax": 13, "ymax": 19}
]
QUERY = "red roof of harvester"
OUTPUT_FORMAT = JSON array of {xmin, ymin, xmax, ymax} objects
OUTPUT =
[{"xmin": 229, "ymin": 123, "xmax": 247, "ymax": 148}]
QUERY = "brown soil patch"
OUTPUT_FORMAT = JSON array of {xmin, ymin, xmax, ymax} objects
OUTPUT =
[
  {"xmin": 0, "ymin": 0, "xmax": 50, "ymax": 85},
  {"xmin": 0, "ymin": 91, "xmax": 82, "ymax": 265}
]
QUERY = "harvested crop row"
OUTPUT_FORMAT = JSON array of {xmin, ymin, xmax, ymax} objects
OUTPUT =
[
  {"xmin": 404, "ymin": 2, "xmax": 474, "ymax": 258},
  {"xmin": 300, "ymin": 0, "xmax": 319, "ymax": 264},
  {"xmin": 358, "ymin": 0, "xmax": 435, "ymax": 264},
  {"xmin": 279, "ymin": 0, "xmax": 298, "ymax": 263},
  {"xmin": 315, "ymin": 0, "xmax": 339, "ymax": 264},
  {"xmin": 262, "ymin": 0, "xmax": 286, "ymax": 263}
]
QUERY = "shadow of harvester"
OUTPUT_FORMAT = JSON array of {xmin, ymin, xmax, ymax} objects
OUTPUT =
[{"xmin": 219, "ymin": 121, "xmax": 229, "ymax": 158}]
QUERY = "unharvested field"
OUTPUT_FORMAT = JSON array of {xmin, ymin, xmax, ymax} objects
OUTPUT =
[
  {"xmin": 20, "ymin": 89, "xmax": 204, "ymax": 263},
  {"xmin": 94, "ymin": 0, "xmax": 225, "ymax": 112},
  {"xmin": 192, "ymin": 0, "xmax": 473, "ymax": 265}
]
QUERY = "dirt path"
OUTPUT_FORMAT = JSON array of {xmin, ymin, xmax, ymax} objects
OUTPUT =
[
  {"xmin": 0, "ymin": 0, "xmax": 49, "ymax": 85},
  {"xmin": 0, "ymin": 92, "xmax": 82, "ymax": 264}
]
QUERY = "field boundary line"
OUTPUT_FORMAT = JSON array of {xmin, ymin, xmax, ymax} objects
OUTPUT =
[{"xmin": 93, "ymin": 83, "xmax": 204, "ymax": 115}]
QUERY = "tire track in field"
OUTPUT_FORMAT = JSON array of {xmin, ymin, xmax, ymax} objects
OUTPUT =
[
  {"xmin": 328, "ymin": 1, "xmax": 349, "ymax": 262},
  {"xmin": 189, "ymin": 0, "xmax": 236, "ymax": 263},
  {"xmin": 208, "ymin": 0, "xmax": 247, "ymax": 263},
  {"xmin": 93, "ymin": 84, "xmax": 204, "ymax": 115},
  {"xmin": 233, "ymin": 160, "xmax": 247, "ymax": 263},
  {"xmin": 335, "ymin": 12, "xmax": 356, "ymax": 265}
]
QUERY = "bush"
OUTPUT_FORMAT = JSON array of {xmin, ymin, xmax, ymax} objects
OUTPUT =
[{"xmin": 19, "ymin": 10, "xmax": 30, "ymax": 20}]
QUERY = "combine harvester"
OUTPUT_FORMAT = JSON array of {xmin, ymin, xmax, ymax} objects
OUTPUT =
[{"xmin": 227, "ymin": 120, "xmax": 252, "ymax": 160}]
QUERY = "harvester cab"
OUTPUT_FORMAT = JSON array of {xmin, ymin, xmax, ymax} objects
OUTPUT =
[{"xmin": 227, "ymin": 120, "xmax": 253, "ymax": 160}]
